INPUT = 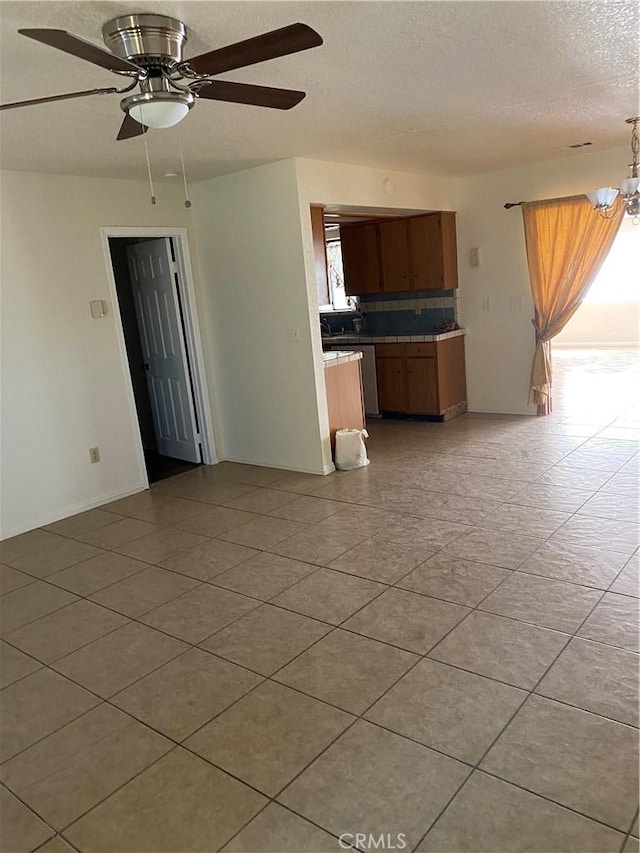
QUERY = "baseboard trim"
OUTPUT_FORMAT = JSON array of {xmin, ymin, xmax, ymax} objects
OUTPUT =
[
  {"xmin": 0, "ymin": 482, "xmax": 148, "ymax": 540},
  {"xmin": 552, "ymin": 342, "xmax": 640, "ymax": 348},
  {"xmin": 220, "ymin": 456, "xmax": 333, "ymax": 476}
]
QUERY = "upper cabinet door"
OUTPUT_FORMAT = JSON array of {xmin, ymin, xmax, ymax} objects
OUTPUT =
[
  {"xmin": 409, "ymin": 212, "xmax": 459, "ymax": 290},
  {"xmin": 378, "ymin": 219, "xmax": 411, "ymax": 292},
  {"xmin": 340, "ymin": 223, "xmax": 381, "ymax": 295}
]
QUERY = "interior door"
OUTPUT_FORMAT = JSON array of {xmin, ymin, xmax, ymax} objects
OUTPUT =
[{"xmin": 126, "ymin": 239, "xmax": 201, "ymax": 463}]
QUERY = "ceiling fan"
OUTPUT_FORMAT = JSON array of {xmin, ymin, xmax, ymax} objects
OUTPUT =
[{"xmin": 0, "ymin": 14, "xmax": 323, "ymax": 140}]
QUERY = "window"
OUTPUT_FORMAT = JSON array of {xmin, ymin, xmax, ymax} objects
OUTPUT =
[
  {"xmin": 583, "ymin": 221, "xmax": 639, "ymax": 304},
  {"xmin": 322, "ymin": 238, "xmax": 358, "ymax": 312}
]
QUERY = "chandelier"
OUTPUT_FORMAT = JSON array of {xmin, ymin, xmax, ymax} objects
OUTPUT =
[{"xmin": 586, "ymin": 117, "xmax": 640, "ymax": 223}]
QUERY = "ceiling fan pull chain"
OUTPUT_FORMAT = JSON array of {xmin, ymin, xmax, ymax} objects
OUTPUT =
[
  {"xmin": 139, "ymin": 105, "xmax": 156, "ymax": 205},
  {"xmin": 178, "ymin": 122, "xmax": 192, "ymax": 208}
]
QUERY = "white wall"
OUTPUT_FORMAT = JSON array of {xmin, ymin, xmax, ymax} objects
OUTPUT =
[
  {"xmin": 0, "ymin": 171, "xmax": 199, "ymax": 537},
  {"xmin": 294, "ymin": 158, "xmax": 458, "ymax": 468},
  {"xmin": 455, "ymin": 147, "xmax": 629, "ymax": 414},
  {"xmin": 189, "ymin": 159, "xmax": 329, "ymax": 475}
]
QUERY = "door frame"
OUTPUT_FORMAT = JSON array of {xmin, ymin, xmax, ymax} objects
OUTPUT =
[{"xmin": 100, "ymin": 226, "xmax": 217, "ymax": 488}]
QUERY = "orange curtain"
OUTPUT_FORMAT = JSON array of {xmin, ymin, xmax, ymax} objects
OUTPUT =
[{"xmin": 521, "ymin": 194, "xmax": 623, "ymax": 414}]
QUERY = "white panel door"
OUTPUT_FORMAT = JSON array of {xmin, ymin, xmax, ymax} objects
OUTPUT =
[{"xmin": 126, "ymin": 239, "xmax": 201, "ymax": 463}]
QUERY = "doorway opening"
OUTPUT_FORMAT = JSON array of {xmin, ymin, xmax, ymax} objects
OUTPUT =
[{"xmin": 107, "ymin": 233, "xmax": 211, "ymax": 483}]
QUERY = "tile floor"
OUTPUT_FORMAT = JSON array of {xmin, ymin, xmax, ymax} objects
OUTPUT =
[{"xmin": 1, "ymin": 347, "xmax": 639, "ymax": 853}]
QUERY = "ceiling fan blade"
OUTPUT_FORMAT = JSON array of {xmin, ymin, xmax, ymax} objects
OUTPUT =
[
  {"xmin": 196, "ymin": 80, "xmax": 305, "ymax": 110},
  {"xmin": 188, "ymin": 23, "xmax": 322, "ymax": 76},
  {"xmin": 0, "ymin": 86, "xmax": 118, "ymax": 111},
  {"xmin": 117, "ymin": 113, "xmax": 148, "ymax": 140},
  {"xmin": 19, "ymin": 28, "xmax": 139, "ymax": 74}
]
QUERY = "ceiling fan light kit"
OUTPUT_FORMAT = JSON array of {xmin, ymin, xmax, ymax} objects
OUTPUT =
[{"xmin": 587, "ymin": 117, "xmax": 640, "ymax": 223}]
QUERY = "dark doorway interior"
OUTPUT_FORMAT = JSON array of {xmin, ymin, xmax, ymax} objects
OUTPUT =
[{"xmin": 109, "ymin": 237, "xmax": 201, "ymax": 484}]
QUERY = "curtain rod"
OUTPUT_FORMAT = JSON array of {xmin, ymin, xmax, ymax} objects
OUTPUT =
[{"xmin": 504, "ymin": 202, "xmax": 523, "ymax": 209}]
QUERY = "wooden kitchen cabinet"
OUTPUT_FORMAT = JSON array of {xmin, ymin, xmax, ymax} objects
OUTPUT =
[
  {"xmin": 378, "ymin": 219, "xmax": 411, "ymax": 292},
  {"xmin": 375, "ymin": 336, "xmax": 466, "ymax": 419},
  {"xmin": 409, "ymin": 212, "xmax": 458, "ymax": 290},
  {"xmin": 340, "ymin": 212, "xmax": 458, "ymax": 296},
  {"xmin": 340, "ymin": 223, "xmax": 381, "ymax": 295}
]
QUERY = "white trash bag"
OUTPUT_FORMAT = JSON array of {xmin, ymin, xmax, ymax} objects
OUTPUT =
[{"xmin": 335, "ymin": 428, "xmax": 370, "ymax": 470}]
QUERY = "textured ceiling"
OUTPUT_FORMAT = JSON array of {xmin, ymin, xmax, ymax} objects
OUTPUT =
[{"xmin": 1, "ymin": 0, "xmax": 638, "ymax": 181}]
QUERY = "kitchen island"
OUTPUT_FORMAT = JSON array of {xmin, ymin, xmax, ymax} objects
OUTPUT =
[{"xmin": 323, "ymin": 351, "xmax": 365, "ymax": 448}]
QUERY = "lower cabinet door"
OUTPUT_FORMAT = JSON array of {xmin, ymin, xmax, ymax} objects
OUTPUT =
[
  {"xmin": 406, "ymin": 357, "xmax": 439, "ymax": 414},
  {"xmin": 376, "ymin": 357, "xmax": 406, "ymax": 412}
]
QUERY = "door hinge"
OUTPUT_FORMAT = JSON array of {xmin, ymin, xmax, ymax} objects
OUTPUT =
[
  {"xmin": 195, "ymin": 433, "xmax": 202, "ymax": 444},
  {"xmin": 171, "ymin": 261, "xmax": 179, "ymax": 275}
]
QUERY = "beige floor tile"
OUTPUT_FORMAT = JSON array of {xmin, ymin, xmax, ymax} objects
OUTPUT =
[
  {"xmin": 114, "ymin": 528, "xmax": 208, "ymax": 563},
  {"xmin": 52, "ymin": 622, "xmax": 187, "ymax": 698},
  {"xmin": 0, "ymin": 786, "xmax": 54, "ymax": 853},
  {"xmin": 155, "ymin": 475, "xmax": 257, "ymax": 505},
  {"xmin": 1, "ymin": 582, "xmax": 78, "ymax": 635},
  {"xmin": 224, "ymin": 488, "xmax": 296, "ymax": 514},
  {"xmin": 278, "ymin": 720, "xmax": 469, "ymax": 851},
  {"xmin": 140, "ymin": 584, "xmax": 259, "ymax": 644},
  {"xmin": 159, "ymin": 538, "xmax": 258, "ymax": 581},
  {"xmin": 0, "ymin": 530, "xmax": 63, "ymax": 565},
  {"xmin": 418, "ymin": 771, "xmax": 625, "ymax": 852},
  {"xmin": 430, "ymin": 611, "xmax": 569, "ymax": 689},
  {"xmin": 33, "ymin": 835, "xmax": 76, "ymax": 852},
  {"xmin": 536, "ymin": 637, "xmax": 638, "ymax": 726},
  {"xmin": 186, "ymin": 681, "xmax": 353, "ymax": 795},
  {"xmin": 43, "ymin": 509, "xmax": 122, "ymax": 539},
  {"xmin": 6, "ymin": 538, "xmax": 103, "ymax": 579},
  {"xmin": 366, "ymin": 659, "xmax": 525, "ymax": 763},
  {"xmin": 267, "ymin": 495, "xmax": 344, "ymax": 524},
  {"xmin": 77, "ymin": 518, "xmax": 163, "ymax": 549},
  {"xmin": 327, "ymin": 538, "xmax": 432, "ymax": 584},
  {"xmin": 509, "ymin": 482, "xmax": 594, "ymax": 513},
  {"xmin": 519, "ymin": 540, "xmax": 627, "ymax": 590},
  {"xmin": 479, "ymin": 572, "xmax": 601, "ymax": 632},
  {"xmin": 212, "ymin": 551, "xmax": 316, "ymax": 600},
  {"xmin": 1, "ymin": 704, "xmax": 171, "ymax": 830},
  {"xmin": 343, "ymin": 589, "xmax": 469, "ymax": 654},
  {"xmin": 102, "ymin": 490, "xmax": 161, "ymax": 516},
  {"xmin": 552, "ymin": 515, "xmax": 640, "ymax": 555},
  {"xmin": 112, "ymin": 648, "xmax": 261, "ymax": 741},
  {"xmin": 442, "ymin": 528, "xmax": 545, "ymax": 569},
  {"xmin": 1, "ymin": 564, "xmax": 35, "ymax": 595},
  {"xmin": 578, "ymin": 490, "xmax": 639, "ymax": 523},
  {"xmin": 275, "ymin": 629, "xmax": 417, "ymax": 714},
  {"xmin": 1, "ymin": 669, "xmax": 99, "ymax": 761},
  {"xmin": 535, "ymin": 466, "xmax": 613, "ymax": 490},
  {"xmin": 312, "ymin": 505, "xmax": 398, "ymax": 538},
  {"xmin": 219, "ymin": 516, "xmax": 307, "ymax": 550},
  {"xmin": 65, "ymin": 748, "xmax": 267, "ymax": 853},
  {"xmin": 480, "ymin": 503, "xmax": 571, "ymax": 538},
  {"xmin": 89, "ymin": 566, "xmax": 200, "ymax": 617},
  {"xmin": 374, "ymin": 515, "xmax": 469, "ymax": 551},
  {"xmin": 134, "ymin": 496, "xmax": 211, "ymax": 525},
  {"xmin": 397, "ymin": 555, "xmax": 510, "ymax": 606},
  {"xmin": 481, "ymin": 695, "xmax": 639, "ymax": 830},
  {"xmin": 4, "ymin": 600, "xmax": 128, "ymax": 663},
  {"xmin": 611, "ymin": 553, "xmax": 639, "ymax": 597},
  {"xmin": 175, "ymin": 506, "xmax": 259, "ymax": 536},
  {"xmin": 0, "ymin": 641, "xmax": 42, "ymax": 687},
  {"xmin": 419, "ymin": 470, "xmax": 524, "ymax": 502},
  {"xmin": 270, "ymin": 525, "xmax": 368, "ymax": 566},
  {"xmin": 271, "ymin": 568, "xmax": 385, "ymax": 625},
  {"xmin": 48, "ymin": 551, "xmax": 149, "ymax": 596},
  {"xmin": 411, "ymin": 491, "xmax": 503, "ymax": 526},
  {"xmin": 202, "ymin": 604, "xmax": 331, "ymax": 676},
  {"xmin": 578, "ymin": 593, "xmax": 640, "ymax": 651},
  {"xmin": 624, "ymin": 835, "xmax": 640, "ymax": 853},
  {"xmin": 221, "ymin": 803, "xmax": 339, "ymax": 853},
  {"xmin": 268, "ymin": 472, "xmax": 329, "ymax": 495}
]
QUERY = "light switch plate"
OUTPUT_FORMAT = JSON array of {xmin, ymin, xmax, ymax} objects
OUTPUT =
[
  {"xmin": 90, "ymin": 300, "xmax": 108, "ymax": 318},
  {"xmin": 481, "ymin": 297, "xmax": 492, "ymax": 311},
  {"xmin": 470, "ymin": 248, "xmax": 481, "ymax": 267}
]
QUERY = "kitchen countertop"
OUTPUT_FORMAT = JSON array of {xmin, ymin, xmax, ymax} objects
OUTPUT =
[
  {"xmin": 321, "ymin": 328, "xmax": 466, "ymax": 344},
  {"xmin": 322, "ymin": 350, "xmax": 364, "ymax": 367}
]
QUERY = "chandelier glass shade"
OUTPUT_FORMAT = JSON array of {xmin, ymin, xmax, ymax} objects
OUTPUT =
[{"xmin": 587, "ymin": 117, "xmax": 640, "ymax": 223}]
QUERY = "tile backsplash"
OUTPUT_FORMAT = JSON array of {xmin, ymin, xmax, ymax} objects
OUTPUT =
[{"xmin": 321, "ymin": 290, "xmax": 458, "ymax": 335}]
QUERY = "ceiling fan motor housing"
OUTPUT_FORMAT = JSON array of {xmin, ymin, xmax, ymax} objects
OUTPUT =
[{"xmin": 102, "ymin": 14, "xmax": 188, "ymax": 70}]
